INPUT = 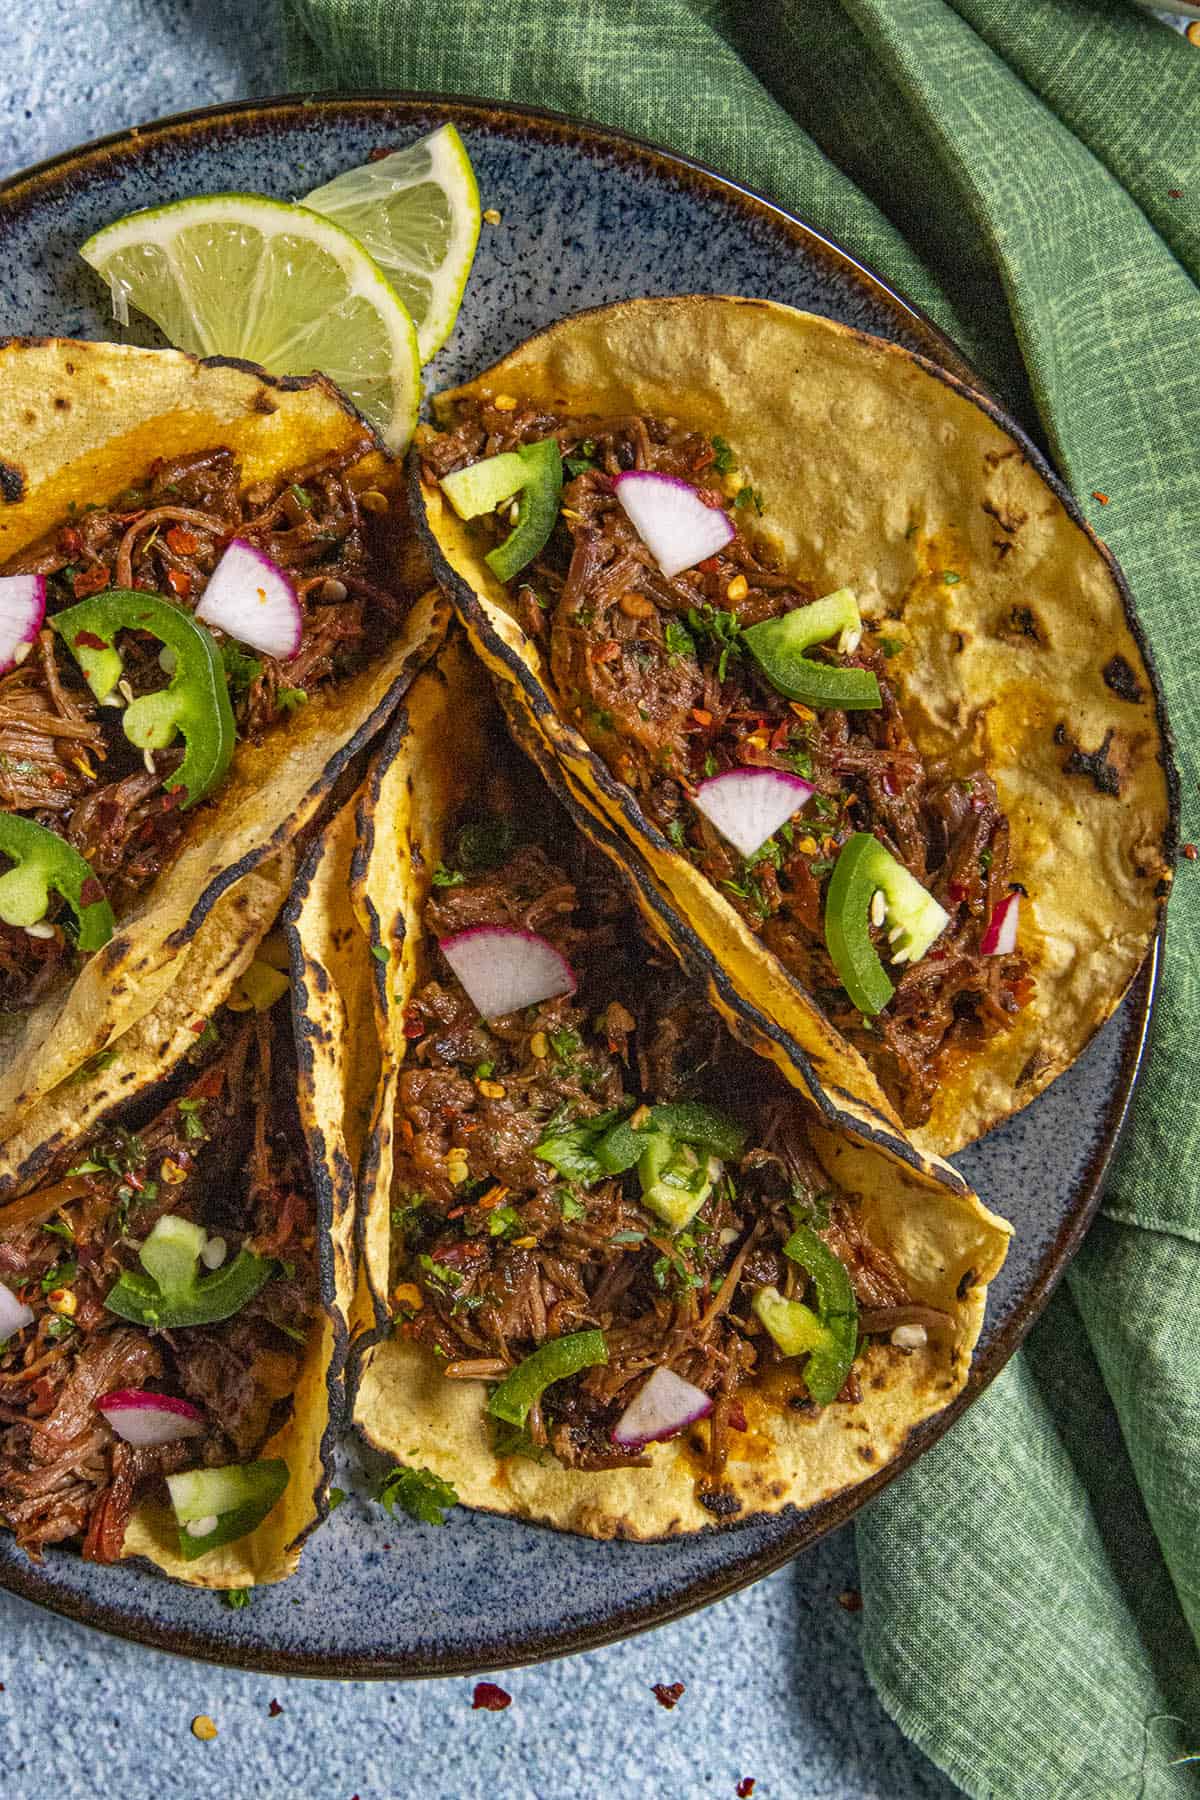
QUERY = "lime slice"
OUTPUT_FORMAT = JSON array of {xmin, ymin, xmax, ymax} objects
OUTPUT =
[
  {"xmin": 80, "ymin": 193, "xmax": 420, "ymax": 452},
  {"xmin": 301, "ymin": 124, "xmax": 481, "ymax": 364}
]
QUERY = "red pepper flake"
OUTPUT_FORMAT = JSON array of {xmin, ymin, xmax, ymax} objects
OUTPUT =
[
  {"xmin": 59, "ymin": 526, "xmax": 83, "ymax": 556},
  {"xmin": 403, "ymin": 1013, "xmax": 425, "ymax": 1038},
  {"xmin": 1182, "ymin": 843, "xmax": 1197, "ymax": 861},
  {"xmin": 947, "ymin": 881, "xmax": 967, "ymax": 904},
  {"xmin": 837, "ymin": 1588, "xmax": 863, "ymax": 1613},
  {"xmin": 737, "ymin": 1781, "xmax": 756, "ymax": 1797},
  {"xmin": 79, "ymin": 877, "xmax": 105, "ymax": 907},
  {"xmin": 727, "ymin": 1401, "xmax": 748, "ymax": 1432},
  {"xmin": 1091, "ymin": 491, "xmax": 1110, "ymax": 505},
  {"xmin": 697, "ymin": 556, "xmax": 721, "ymax": 575},
  {"xmin": 189, "ymin": 1017, "xmax": 208, "ymax": 1034},
  {"xmin": 73, "ymin": 629, "xmax": 107, "ymax": 650},
  {"xmin": 471, "ymin": 1681, "xmax": 512, "ymax": 1711},
  {"xmin": 72, "ymin": 566, "xmax": 110, "ymax": 599},
  {"xmin": 768, "ymin": 720, "xmax": 790, "ymax": 752},
  {"xmin": 268, "ymin": 1699, "xmax": 283, "ymax": 1718},
  {"xmin": 651, "ymin": 1681, "xmax": 686, "ymax": 1710},
  {"xmin": 1168, "ymin": 186, "xmax": 1185, "ymax": 196},
  {"xmin": 166, "ymin": 566, "xmax": 192, "ymax": 600},
  {"xmin": 592, "ymin": 639, "xmax": 621, "ymax": 665},
  {"xmin": 166, "ymin": 526, "xmax": 199, "ymax": 555}
]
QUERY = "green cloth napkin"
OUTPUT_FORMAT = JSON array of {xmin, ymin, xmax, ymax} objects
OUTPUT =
[{"xmin": 282, "ymin": 1, "xmax": 1200, "ymax": 1790}]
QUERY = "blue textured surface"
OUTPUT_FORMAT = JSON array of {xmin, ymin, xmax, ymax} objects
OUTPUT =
[{"xmin": 0, "ymin": 5, "xmax": 1153, "ymax": 1796}]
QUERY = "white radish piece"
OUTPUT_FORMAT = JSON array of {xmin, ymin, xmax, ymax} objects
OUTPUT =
[
  {"xmin": 692, "ymin": 766, "xmax": 814, "ymax": 860},
  {"xmin": 611, "ymin": 1365, "xmax": 714, "ymax": 1448},
  {"xmin": 439, "ymin": 925, "xmax": 576, "ymax": 1019},
  {"xmin": 612, "ymin": 471, "xmax": 735, "ymax": 578},
  {"xmin": 195, "ymin": 539, "xmax": 302, "ymax": 661}
]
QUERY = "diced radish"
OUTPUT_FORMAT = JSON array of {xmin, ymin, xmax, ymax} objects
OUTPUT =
[
  {"xmin": 0, "ymin": 1284, "xmax": 34, "ymax": 1340},
  {"xmin": 613, "ymin": 471, "xmax": 735, "ymax": 578},
  {"xmin": 612, "ymin": 1365, "xmax": 714, "ymax": 1448},
  {"xmin": 981, "ymin": 890, "xmax": 1020, "ymax": 956},
  {"xmin": 98, "ymin": 1388, "xmax": 206, "ymax": 1446},
  {"xmin": 692, "ymin": 766, "xmax": 814, "ymax": 859},
  {"xmin": 195, "ymin": 539, "xmax": 302, "ymax": 661},
  {"xmin": 0, "ymin": 575, "xmax": 46, "ymax": 676},
  {"xmin": 439, "ymin": 925, "xmax": 576, "ymax": 1020}
]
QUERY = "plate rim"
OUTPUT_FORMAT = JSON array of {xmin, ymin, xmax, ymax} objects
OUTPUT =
[{"xmin": 0, "ymin": 87, "xmax": 1163, "ymax": 1680}]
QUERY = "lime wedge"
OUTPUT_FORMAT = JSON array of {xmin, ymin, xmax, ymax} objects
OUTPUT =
[
  {"xmin": 80, "ymin": 193, "xmax": 420, "ymax": 452},
  {"xmin": 301, "ymin": 124, "xmax": 481, "ymax": 364}
]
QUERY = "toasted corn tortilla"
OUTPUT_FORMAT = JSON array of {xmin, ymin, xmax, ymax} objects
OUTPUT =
[
  {"xmin": 0, "ymin": 849, "xmax": 295, "ymax": 1200},
  {"xmin": 120, "ymin": 803, "xmax": 370, "ymax": 1588},
  {"xmin": 350, "ymin": 640, "xmax": 1010, "ymax": 1539},
  {"xmin": 0, "ymin": 338, "xmax": 451, "ymax": 1137},
  {"xmin": 416, "ymin": 298, "xmax": 1176, "ymax": 1157}
]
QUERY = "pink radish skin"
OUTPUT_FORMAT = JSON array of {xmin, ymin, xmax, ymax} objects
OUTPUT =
[
  {"xmin": 980, "ymin": 891, "xmax": 1020, "ymax": 956},
  {"xmin": 613, "ymin": 471, "xmax": 735, "ymax": 578},
  {"xmin": 692, "ymin": 766, "xmax": 814, "ymax": 860},
  {"xmin": 612, "ymin": 1365, "xmax": 714, "ymax": 1449},
  {"xmin": 195, "ymin": 539, "xmax": 302, "ymax": 661},
  {"xmin": 98, "ymin": 1389, "xmax": 206, "ymax": 1447},
  {"xmin": 0, "ymin": 575, "xmax": 46, "ymax": 676},
  {"xmin": 439, "ymin": 925, "xmax": 577, "ymax": 1020}
]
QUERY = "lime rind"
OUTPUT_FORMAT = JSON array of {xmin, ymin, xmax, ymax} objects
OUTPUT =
[
  {"xmin": 301, "ymin": 123, "xmax": 481, "ymax": 363},
  {"xmin": 80, "ymin": 192, "xmax": 420, "ymax": 452}
]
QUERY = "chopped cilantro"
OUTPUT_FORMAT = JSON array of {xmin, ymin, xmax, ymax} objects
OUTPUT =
[
  {"xmin": 177, "ymin": 1097, "xmax": 208, "ymax": 1141},
  {"xmin": 371, "ymin": 943, "xmax": 390, "ymax": 963},
  {"xmin": 41, "ymin": 1219, "xmax": 75, "ymax": 1242},
  {"xmin": 431, "ymin": 864, "xmax": 465, "ymax": 889},
  {"xmin": 686, "ymin": 605, "xmax": 743, "ymax": 681},
  {"xmin": 548, "ymin": 1028, "xmax": 581, "ymax": 1065},
  {"xmin": 788, "ymin": 1186, "xmax": 832, "ymax": 1231},
  {"xmin": 455, "ymin": 818, "xmax": 516, "ymax": 872},
  {"xmin": 666, "ymin": 818, "xmax": 687, "ymax": 850},
  {"xmin": 704, "ymin": 752, "xmax": 718, "ymax": 778},
  {"xmin": 664, "ymin": 618, "xmax": 696, "ymax": 660},
  {"xmin": 980, "ymin": 848, "xmax": 994, "ymax": 873},
  {"xmin": 734, "ymin": 486, "xmax": 765, "ymax": 515},
  {"xmin": 221, "ymin": 641, "xmax": 263, "ymax": 695},
  {"xmin": 491, "ymin": 1419, "xmax": 556, "ymax": 1464},
  {"xmin": 327, "ymin": 1486, "xmax": 348, "ymax": 1511},
  {"xmin": 46, "ymin": 1317, "xmax": 76, "ymax": 1341},
  {"xmin": 474, "ymin": 1060, "xmax": 496, "ymax": 1080},
  {"xmin": 878, "ymin": 636, "xmax": 905, "ymax": 658},
  {"xmin": 41, "ymin": 1259, "xmax": 77, "ymax": 1294},
  {"xmin": 417, "ymin": 1253, "xmax": 462, "ymax": 1292},
  {"xmin": 277, "ymin": 687, "xmax": 308, "ymax": 713},
  {"xmin": 711, "ymin": 436, "xmax": 736, "ymax": 475},
  {"xmin": 487, "ymin": 1204, "xmax": 521, "ymax": 1238},
  {"xmin": 535, "ymin": 1107, "xmax": 624, "ymax": 1185},
  {"xmin": 611, "ymin": 1229, "xmax": 646, "ymax": 1245},
  {"xmin": 222, "ymin": 1587, "xmax": 252, "ymax": 1610},
  {"xmin": 71, "ymin": 1049, "xmax": 118, "ymax": 1085},
  {"xmin": 288, "ymin": 483, "xmax": 313, "ymax": 511},
  {"xmin": 941, "ymin": 570, "xmax": 962, "ymax": 586},
  {"xmin": 779, "ymin": 745, "xmax": 813, "ymax": 779},
  {"xmin": 559, "ymin": 1190, "xmax": 587, "ymax": 1223},
  {"xmin": 374, "ymin": 1464, "xmax": 458, "ymax": 1526}
]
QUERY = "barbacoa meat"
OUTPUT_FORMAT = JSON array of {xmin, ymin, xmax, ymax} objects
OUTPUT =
[
  {"xmin": 0, "ymin": 1012, "xmax": 317, "ymax": 1562},
  {"xmin": 0, "ymin": 443, "xmax": 430, "ymax": 1013},
  {"xmin": 391, "ymin": 769, "xmax": 936, "ymax": 1493},
  {"xmin": 422, "ymin": 402, "xmax": 1033, "ymax": 1127}
]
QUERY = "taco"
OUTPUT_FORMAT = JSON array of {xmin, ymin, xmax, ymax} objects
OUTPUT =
[
  {"xmin": 351, "ymin": 642, "xmax": 1010, "ymax": 1538},
  {"xmin": 0, "ymin": 338, "xmax": 448, "ymax": 1140},
  {"xmin": 412, "ymin": 298, "xmax": 1175, "ymax": 1156},
  {"xmin": 0, "ymin": 802, "xmax": 364, "ymax": 1589}
]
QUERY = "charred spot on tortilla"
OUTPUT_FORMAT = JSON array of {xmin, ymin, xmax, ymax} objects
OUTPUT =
[
  {"xmin": 1061, "ymin": 728, "xmax": 1122, "ymax": 797},
  {"xmin": 252, "ymin": 388, "xmax": 279, "ymax": 415},
  {"xmin": 1102, "ymin": 655, "xmax": 1144, "ymax": 704},
  {"xmin": 1001, "ymin": 605, "xmax": 1044, "ymax": 644},
  {"xmin": 698, "ymin": 1486, "xmax": 743, "ymax": 1519},
  {"xmin": 0, "ymin": 460, "xmax": 25, "ymax": 503}
]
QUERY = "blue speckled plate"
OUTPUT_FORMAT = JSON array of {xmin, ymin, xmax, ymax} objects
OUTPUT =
[{"xmin": 0, "ymin": 94, "xmax": 1157, "ymax": 1678}]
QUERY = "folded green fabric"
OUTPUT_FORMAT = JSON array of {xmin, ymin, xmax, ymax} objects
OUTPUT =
[{"xmin": 282, "ymin": 0, "xmax": 1200, "ymax": 1790}]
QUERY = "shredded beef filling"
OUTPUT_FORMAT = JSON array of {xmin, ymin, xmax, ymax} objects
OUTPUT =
[
  {"xmin": 0, "ymin": 1010, "xmax": 316, "ymax": 1561},
  {"xmin": 421, "ymin": 403, "xmax": 1033, "ymax": 1126},
  {"xmin": 0, "ymin": 444, "xmax": 430, "ymax": 1015},
  {"xmin": 392, "ymin": 785, "xmax": 934, "ymax": 1495}
]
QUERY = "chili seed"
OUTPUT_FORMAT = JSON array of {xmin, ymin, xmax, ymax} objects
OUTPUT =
[
  {"xmin": 725, "ymin": 574, "xmax": 749, "ymax": 602},
  {"xmin": 529, "ymin": 1032, "xmax": 549, "ymax": 1059},
  {"xmin": 191, "ymin": 1715, "xmax": 219, "ymax": 1742},
  {"xmin": 359, "ymin": 489, "xmax": 389, "ymax": 514},
  {"xmin": 47, "ymin": 1288, "xmax": 76, "ymax": 1317},
  {"xmin": 161, "ymin": 1158, "xmax": 189, "ymax": 1185},
  {"xmin": 320, "ymin": 578, "xmax": 348, "ymax": 602},
  {"xmin": 870, "ymin": 889, "xmax": 886, "ymax": 928},
  {"xmin": 476, "ymin": 1079, "xmax": 506, "ymax": 1100},
  {"xmin": 492, "ymin": 394, "xmax": 518, "ymax": 412},
  {"xmin": 482, "ymin": 208, "xmax": 502, "ymax": 225}
]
